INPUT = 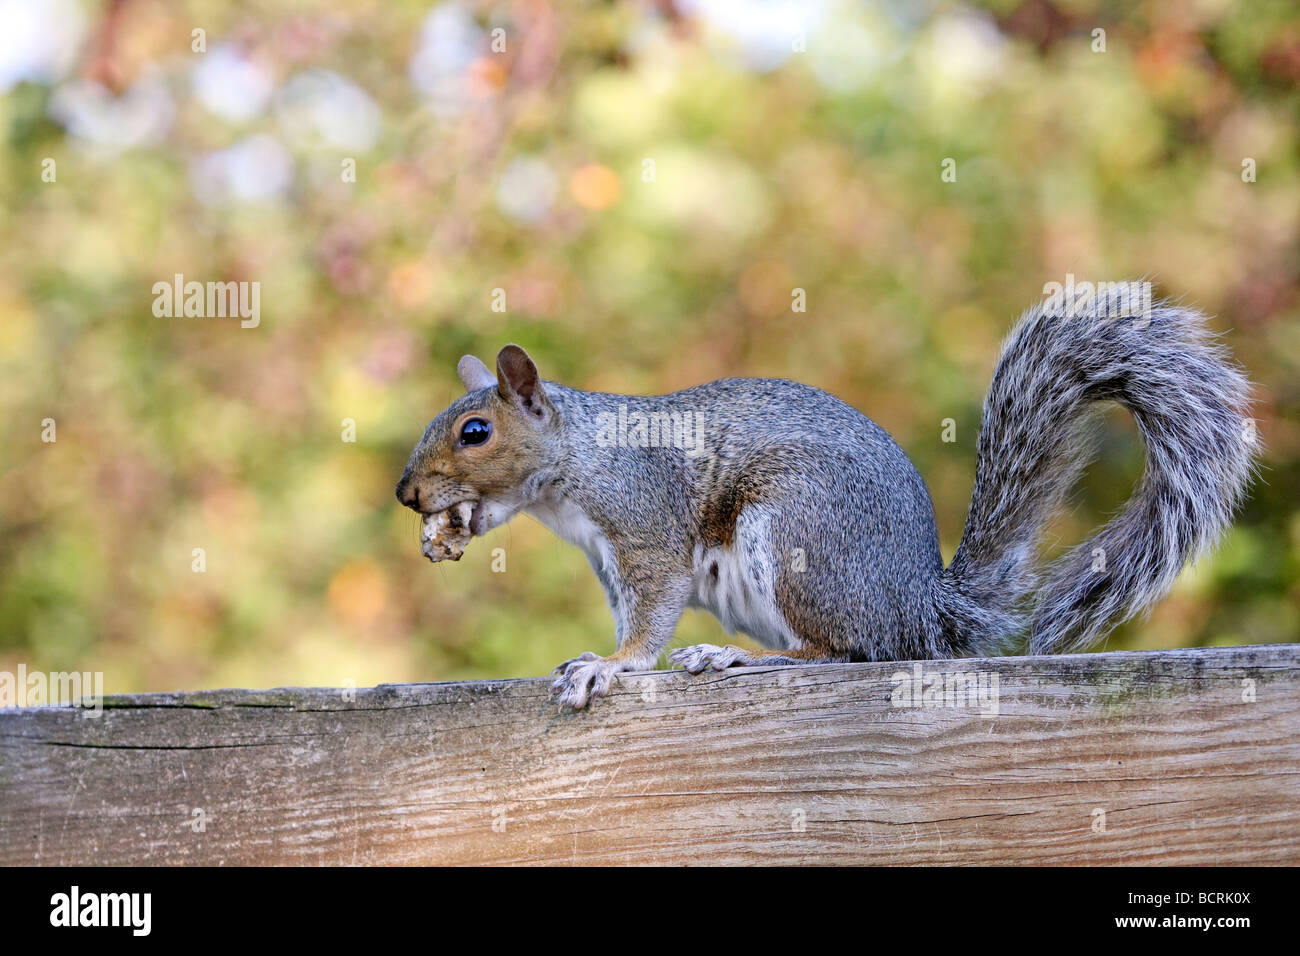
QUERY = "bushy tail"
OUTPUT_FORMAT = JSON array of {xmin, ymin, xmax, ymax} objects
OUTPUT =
[{"xmin": 940, "ymin": 287, "xmax": 1257, "ymax": 656}]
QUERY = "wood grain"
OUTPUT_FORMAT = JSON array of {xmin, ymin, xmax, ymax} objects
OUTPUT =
[{"xmin": 1, "ymin": 644, "xmax": 1297, "ymax": 865}]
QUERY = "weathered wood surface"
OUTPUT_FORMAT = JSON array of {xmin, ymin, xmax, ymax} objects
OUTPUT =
[{"xmin": 1, "ymin": 644, "xmax": 1297, "ymax": 865}]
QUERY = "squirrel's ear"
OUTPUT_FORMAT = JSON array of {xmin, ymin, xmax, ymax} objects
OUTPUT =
[
  {"xmin": 496, "ymin": 344, "xmax": 550, "ymax": 422},
  {"xmin": 457, "ymin": 355, "xmax": 496, "ymax": 392}
]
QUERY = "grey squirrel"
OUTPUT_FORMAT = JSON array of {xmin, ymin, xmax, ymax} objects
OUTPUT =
[{"xmin": 396, "ymin": 287, "xmax": 1257, "ymax": 709}]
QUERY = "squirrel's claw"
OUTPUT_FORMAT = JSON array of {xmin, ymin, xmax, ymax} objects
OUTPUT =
[
  {"xmin": 549, "ymin": 653, "xmax": 622, "ymax": 709},
  {"xmin": 551, "ymin": 651, "xmax": 600, "ymax": 676}
]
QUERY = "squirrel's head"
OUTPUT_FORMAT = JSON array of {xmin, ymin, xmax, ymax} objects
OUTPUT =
[{"xmin": 395, "ymin": 344, "xmax": 560, "ymax": 536}]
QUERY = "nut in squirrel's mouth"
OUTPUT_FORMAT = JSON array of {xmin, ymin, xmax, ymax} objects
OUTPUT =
[
  {"xmin": 419, "ymin": 500, "xmax": 483, "ymax": 563},
  {"xmin": 420, "ymin": 500, "xmax": 486, "ymax": 532}
]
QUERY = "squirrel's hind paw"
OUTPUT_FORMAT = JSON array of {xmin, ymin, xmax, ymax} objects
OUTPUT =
[{"xmin": 669, "ymin": 644, "xmax": 746, "ymax": 673}]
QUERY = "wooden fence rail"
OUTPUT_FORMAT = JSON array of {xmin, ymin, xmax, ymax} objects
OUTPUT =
[{"xmin": 1, "ymin": 643, "xmax": 1298, "ymax": 865}]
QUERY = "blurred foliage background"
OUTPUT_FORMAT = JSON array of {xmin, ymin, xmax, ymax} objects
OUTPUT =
[{"xmin": 0, "ymin": 0, "xmax": 1296, "ymax": 695}]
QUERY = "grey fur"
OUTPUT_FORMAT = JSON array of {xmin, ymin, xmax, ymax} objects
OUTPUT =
[{"xmin": 947, "ymin": 291, "xmax": 1257, "ymax": 655}]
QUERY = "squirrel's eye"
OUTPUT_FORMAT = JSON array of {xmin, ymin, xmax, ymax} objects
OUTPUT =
[{"xmin": 458, "ymin": 418, "xmax": 492, "ymax": 446}]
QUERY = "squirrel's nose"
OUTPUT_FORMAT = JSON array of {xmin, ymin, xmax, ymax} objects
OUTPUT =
[{"xmin": 396, "ymin": 475, "xmax": 421, "ymax": 512}]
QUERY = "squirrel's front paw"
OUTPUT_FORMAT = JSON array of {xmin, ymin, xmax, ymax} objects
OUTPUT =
[{"xmin": 549, "ymin": 653, "xmax": 625, "ymax": 710}]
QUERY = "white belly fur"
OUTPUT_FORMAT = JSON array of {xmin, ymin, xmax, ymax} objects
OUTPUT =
[
  {"xmin": 526, "ymin": 497, "xmax": 799, "ymax": 651},
  {"xmin": 688, "ymin": 505, "xmax": 801, "ymax": 650}
]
